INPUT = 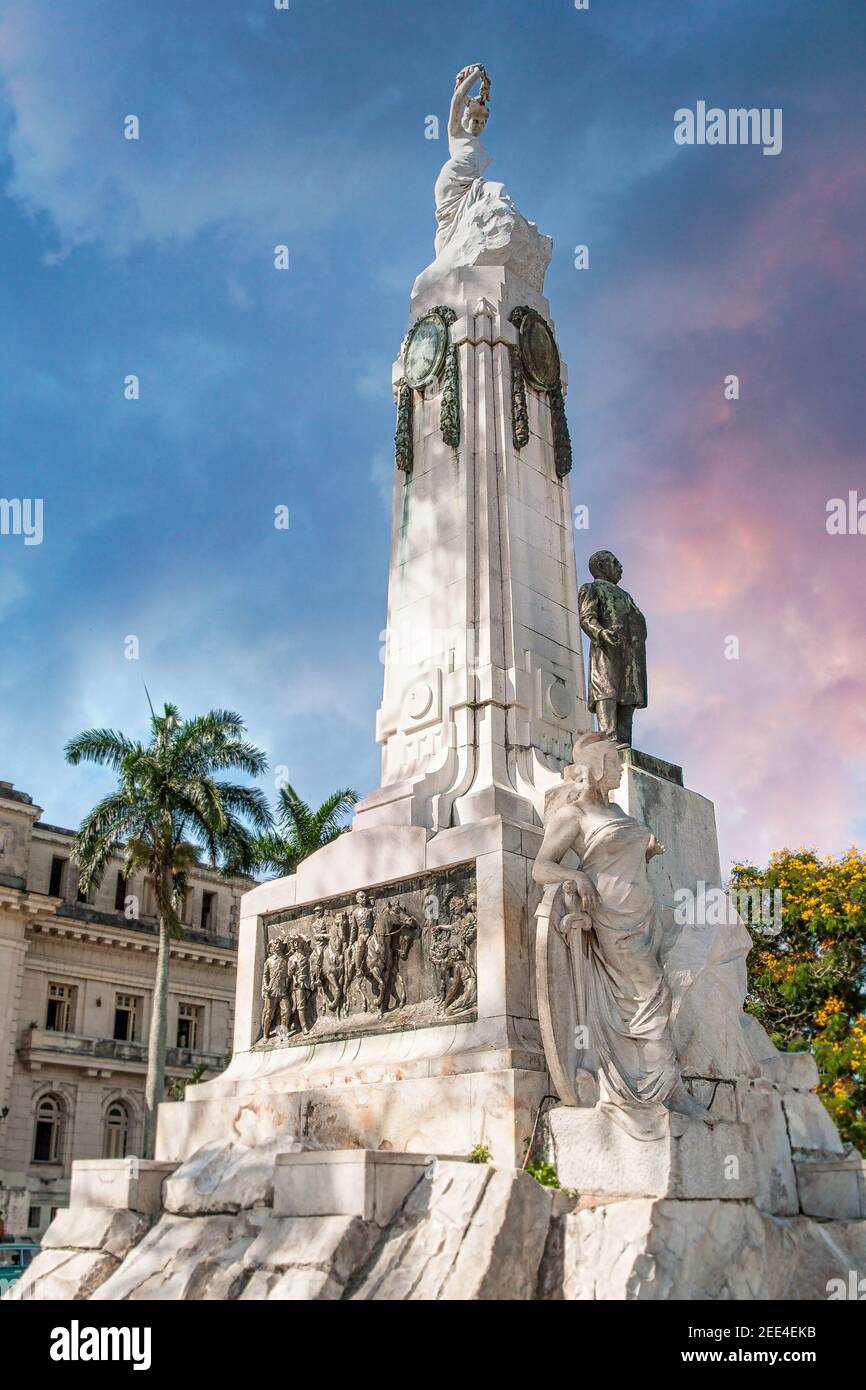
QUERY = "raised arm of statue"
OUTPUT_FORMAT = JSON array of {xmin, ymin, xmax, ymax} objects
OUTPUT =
[{"xmin": 449, "ymin": 64, "xmax": 486, "ymax": 138}]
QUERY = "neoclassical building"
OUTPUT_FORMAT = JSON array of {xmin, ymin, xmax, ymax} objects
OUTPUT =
[{"xmin": 0, "ymin": 779, "xmax": 248, "ymax": 1239}]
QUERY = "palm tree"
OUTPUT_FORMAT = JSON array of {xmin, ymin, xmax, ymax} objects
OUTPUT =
[
  {"xmin": 65, "ymin": 703, "xmax": 271, "ymax": 1156},
  {"xmin": 253, "ymin": 783, "xmax": 358, "ymax": 877}
]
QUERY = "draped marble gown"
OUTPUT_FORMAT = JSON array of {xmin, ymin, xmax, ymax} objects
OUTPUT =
[
  {"xmin": 568, "ymin": 805, "xmax": 679, "ymax": 1113},
  {"xmin": 433, "ymin": 131, "xmax": 492, "ymax": 255}
]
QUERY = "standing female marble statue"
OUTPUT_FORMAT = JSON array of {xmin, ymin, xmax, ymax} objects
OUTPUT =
[
  {"xmin": 434, "ymin": 64, "xmax": 492, "ymax": 255},
  {"xmin": 533, "ymin": 732, "xmax": 711, "ymax": 1125},
  {"xmin": 413, "ymin": 62, "xmax": 550, "ymax": 298}
]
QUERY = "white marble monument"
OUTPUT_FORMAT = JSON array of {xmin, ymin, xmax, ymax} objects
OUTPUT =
[
  {"xmin": 14, "ymin": 64, "xmax": 865, "ymax": 1303},
  {"xmin": 148, "ymin": 61, "xmax": 599, "ymax": 1169}
]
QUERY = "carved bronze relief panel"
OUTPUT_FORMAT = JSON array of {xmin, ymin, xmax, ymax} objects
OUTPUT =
[{"xmin": 255, "ymin": 861, "xmax": 477, "ymax": 1050}]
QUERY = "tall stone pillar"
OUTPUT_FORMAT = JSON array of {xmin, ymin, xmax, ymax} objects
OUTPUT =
[{"xmin": 357, "ymin": 260, "xmax": 589, "ymax": 835}]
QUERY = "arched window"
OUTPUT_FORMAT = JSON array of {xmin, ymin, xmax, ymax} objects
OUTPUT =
[
  {"xmin": 103, "ymin": 1100, "xmax": 130, "ymax": 1159},
  {"xmin": 32, "ymin": 1093, "xmax": 63, "ymax": 1163}
]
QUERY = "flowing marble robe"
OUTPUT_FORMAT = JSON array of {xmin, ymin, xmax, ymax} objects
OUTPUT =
[
  {"xmin": 569, "ymin": 807, "xmax": 678, "ymax": 1110},
  {"xmin": 433, "ymin": 132, "xmax": 492, "ymax": 255}
]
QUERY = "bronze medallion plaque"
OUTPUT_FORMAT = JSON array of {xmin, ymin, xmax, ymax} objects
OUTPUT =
[
  {"xmin": 255, "ymin": 861, "xmax": 477, "ymax": 1049},
  {"xmin": 403, "ymin": 312, "xmax": 448, "ymax": 389},
  {"xmin": 519, "ymin": 310, "xmax": 561, "ymax": 391}
]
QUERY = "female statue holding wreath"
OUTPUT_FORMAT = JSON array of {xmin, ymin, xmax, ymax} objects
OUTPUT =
[{"xmin": 433, "ymin": 64, "xmax": 492, "ymax": 255}]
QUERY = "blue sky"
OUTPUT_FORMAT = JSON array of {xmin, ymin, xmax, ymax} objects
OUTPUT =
[{"xmin": 1, "ymin": 0, "xmax": 864, "ymax": 868}]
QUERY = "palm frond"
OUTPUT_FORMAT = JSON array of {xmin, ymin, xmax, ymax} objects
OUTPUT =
[
  {"xmin": 175, "ymin": 712, "xmax": 268, "ymax": 779},
  {"xmin": 175, "ymin": 777, "xmax": 227, "ymax": 835},
  {"xmin": 205, "ymin": 740, "xmax": 268, "ymax": 777},
  {"xmin": 311, "ymin": 787, "xmax": 358, "ymax": 842},
  {"xmin": 255, "ymin": 784, "xmax": 359, "ymax": 878},
  {"xmin": 277, "ymin": 784, "xmax": 313, "ymax": 840},
  {"xmin": 122, "ymin": 837, "xmax": 155, "ymax": 878},
  {"xmin": 214, "ymin": 810, "xmax": 262, "ymax": 876},
  {"xmin": 72, "ymin": 792, "xmax": 148, "ymax": 891},
  {"xmin": 251, "ymin": 833, "xmax": 299, "ymax": 877},
  {"xmin": 65, "ymin": 729, "xmax": 138, "ymax": 771},
  {"xmin": 213, "ymin": 782, "xmax": 273, "ymax": 833}
]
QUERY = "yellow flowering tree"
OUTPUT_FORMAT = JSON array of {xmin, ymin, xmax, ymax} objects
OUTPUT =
[{"xmin": 731, "ymin": 848, "xmax": 866, "ymax": 1154}]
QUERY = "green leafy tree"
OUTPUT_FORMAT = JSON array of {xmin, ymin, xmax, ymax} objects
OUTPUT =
[
  {"xmin": 165, "ymin": 1062, "xmax": 210, "ymax": 1103},
  {"xmin": 732, "ymin": 848, "xmax": 866, "ymax": 1153},
  {"xmin": 66, "ymin": 703, "xmax": 271, "ymax": 1155},
  {"xmin": 253, "ymin": 783, "xmax": 358, "ymax": 876}
]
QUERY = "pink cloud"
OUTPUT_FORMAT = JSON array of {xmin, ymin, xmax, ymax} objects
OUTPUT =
[{"xmin": 583, "ymin": 143, "xmax": 866, "ymax": 869}]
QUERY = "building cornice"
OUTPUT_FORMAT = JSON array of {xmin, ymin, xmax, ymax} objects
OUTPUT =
[
  {"xmin": 24, "ymin": 918, "xmax": 236, "ymax": 968},
  {"xmin": 1, "ymin": 890, "xmax": 236, "ymax": 965}
]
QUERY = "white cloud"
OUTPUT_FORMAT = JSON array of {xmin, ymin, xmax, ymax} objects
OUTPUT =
[{"xmin": 0, "ymin": 3, "xmax": 380, "ymax": 259}]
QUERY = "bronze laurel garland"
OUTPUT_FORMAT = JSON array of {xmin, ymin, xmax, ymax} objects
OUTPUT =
[
  {"xmin": 549, "ymin": 386, "xmax": 572, "ymax": 479},
  {"xmin": 395, "ymin": 381, "xmax": 414, "ymax": 474},
  {"xmin": 434, "ymin": 306, "xmax": 460, "ymax": 449},
  {"xmin": 397, "ymin": 305, "xmax": 569, "ymax": 476},
  {"xmin": 394, "ymin": 306, "xmax": 460, "ymax": 475},
  {"xmin": 509, "ymin": 343, "xmax": 530, "ymax": 450},
  {"xmin": 508, "ymin": 306, "xmax": 572, "ymax": 478}
]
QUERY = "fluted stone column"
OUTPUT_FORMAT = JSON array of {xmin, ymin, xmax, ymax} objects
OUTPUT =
[{"xmin": 358, "ymin": 263, "xmax": 589, "ymax": 835}]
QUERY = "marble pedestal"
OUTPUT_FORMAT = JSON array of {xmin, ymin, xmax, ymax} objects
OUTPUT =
[
  {"xmin": 156, "ymin": 812, "xmax": 550, "ymax": 1167},
  {"xmin": 273, "ymin": 1150, "xmax": 453, "ymax": 1224},
  {"xmin": 154, "ymin": 755, "xmax": 763, "ymax": 1173},
  {"xmin": 70, "ymin": 1159, "xmax": 177, "ymax": 1217},
  {"xmin": 544, "ymin": 1106, "xmax": 756, "ymax": 1201}
]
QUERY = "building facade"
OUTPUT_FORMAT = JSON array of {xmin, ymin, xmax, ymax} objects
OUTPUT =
[{"xmin": 0, "ymin": 780, "xmax": 247, "ymax": 1239}]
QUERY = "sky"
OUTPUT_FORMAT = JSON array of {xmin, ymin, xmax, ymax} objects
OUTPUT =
[{"xmin": 0, "ymin": 0, "xmax": 864, "ymax": 873}]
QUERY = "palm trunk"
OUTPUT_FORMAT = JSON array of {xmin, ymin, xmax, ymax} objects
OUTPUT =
[{"xmin": 143, "ymin": 876, "xmax": 172, "ymax": 1158}]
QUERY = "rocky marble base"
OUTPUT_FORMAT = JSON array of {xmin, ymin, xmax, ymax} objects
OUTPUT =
[
  {"xmin": 10, "ymin": 1142, "xmax": 865, "ymax": 1303},
  {"xmin": 542, "ymin": 1196, "xmax": 866, "ymax": 1301}
]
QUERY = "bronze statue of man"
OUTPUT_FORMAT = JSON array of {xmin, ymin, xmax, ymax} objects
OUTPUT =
[
  {"xmin": 578, "ymin": 550, "xmax": 647, "ymax": 747},
  {"xmin": 261, "ymin": 938, "xmax": 289, "ymax": 1041},
  {"xmin": 284, "ymin": 934, "xmax": 313, "ymax": 1036}
]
